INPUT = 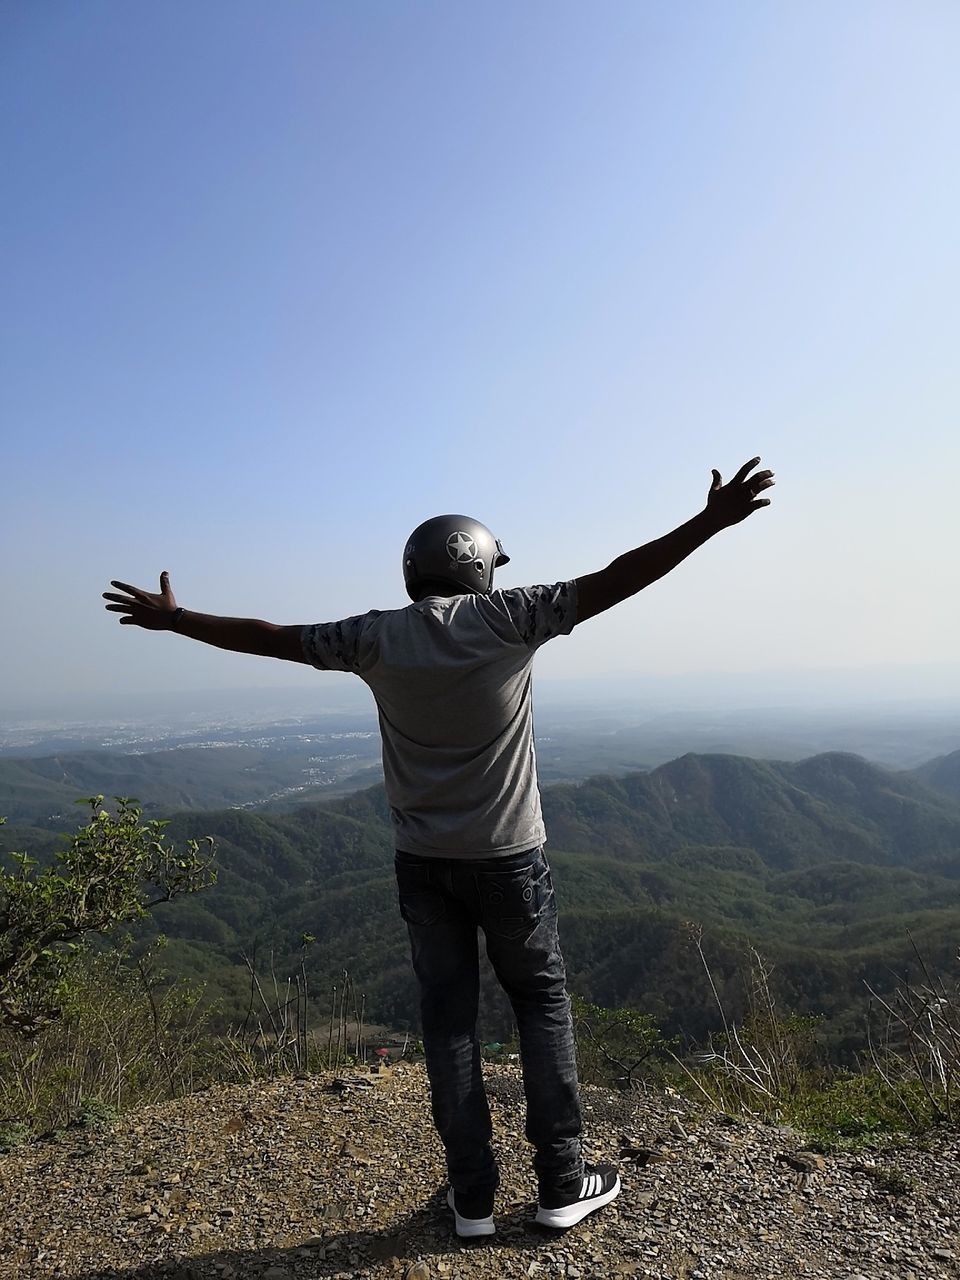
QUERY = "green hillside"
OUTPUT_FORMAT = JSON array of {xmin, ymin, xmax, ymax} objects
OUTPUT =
[
  {"xmin": 914, "ymin": 747, "xmax": 960, "ymax": 802},
  {"xmin": 0, "ymin": 744, "xmax": 382, "ymax": 827},
  {"xmin": 540, "ymin": 751, "xmax": 960, "ymax": 870},
  {"xmin": 4, "ymin": 751, "xmax": 960, "ymax": 1062}
]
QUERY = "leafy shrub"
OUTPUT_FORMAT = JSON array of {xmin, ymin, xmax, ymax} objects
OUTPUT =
[
  {"xmin": 572, "ymin": 994, "xmax": 675, "ymax": 1089},
  {"xmin": 0, "ymin": 799, "xmax": 216, "ymax": 1037}
]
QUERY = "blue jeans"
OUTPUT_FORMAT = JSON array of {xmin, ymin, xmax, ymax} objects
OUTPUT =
[{"xmin": 395, "ymin": 845, "xmax": 584, "ymax": 1194}]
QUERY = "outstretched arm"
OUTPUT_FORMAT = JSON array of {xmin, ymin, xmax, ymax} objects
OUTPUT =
[
  {"xmin": 103, "ymin": 572, "xmax": 308, "ymax": 663},
  {"xmin": 575, "ymin": 457, "xmax": 774, "ymax": 625}
]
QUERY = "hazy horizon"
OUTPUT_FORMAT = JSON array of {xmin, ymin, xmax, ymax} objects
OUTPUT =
[{"xmin": 5, "ymin": 660, "xmax": 960, "ymax": 725}]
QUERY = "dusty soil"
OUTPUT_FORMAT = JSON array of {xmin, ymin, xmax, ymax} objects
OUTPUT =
[{"xmin": 1, "ymin": 1063, "xmax": 959, "ymax": 1280}]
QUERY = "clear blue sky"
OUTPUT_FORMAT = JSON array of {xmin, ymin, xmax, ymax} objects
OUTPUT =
[{"xmin": 2, "ymin": 2, "xmax": 958, "ymax": 710}]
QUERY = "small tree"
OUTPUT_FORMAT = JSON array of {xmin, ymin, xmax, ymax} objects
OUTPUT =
[
  {"xmin": 572, "ymin": 994, "xmax": 674, "ymax": 1090},
  {"xmin": 0, "ymin": 798, "xmax": 216, "ymax": 1037}
]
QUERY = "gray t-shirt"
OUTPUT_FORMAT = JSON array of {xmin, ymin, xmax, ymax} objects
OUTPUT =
[{"xmin": 301, "ymin": 581, "xmax": 578, "ymax": 859}]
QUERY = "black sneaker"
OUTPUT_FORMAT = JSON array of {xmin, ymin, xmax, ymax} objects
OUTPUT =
[
  {"xmin": 446, "ymin": 1185, "xmax": 496, "ymax": 1237},
  {"xmin": 535, "ymin": 1163, "xmax": 621, "ymax": 1229}
]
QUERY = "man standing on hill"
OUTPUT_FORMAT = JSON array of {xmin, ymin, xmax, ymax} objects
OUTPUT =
[{"xmin": 104, "ymin": 457, "xmax": 774, "ymax": 1235}]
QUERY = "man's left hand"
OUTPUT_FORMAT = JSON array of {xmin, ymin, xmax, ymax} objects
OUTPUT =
[{"xmin": 704, "ymin": 457, "xmax": 775, "ymax": 529}]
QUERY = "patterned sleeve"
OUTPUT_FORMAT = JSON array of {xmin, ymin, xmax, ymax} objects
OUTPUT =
[
  {"xmin": 300, "ymin": 614, "xmax": 367, "ymax": 672},
  {"xmin": 496, "ymin": 581, "xmax": 579, "ymax": 650}
]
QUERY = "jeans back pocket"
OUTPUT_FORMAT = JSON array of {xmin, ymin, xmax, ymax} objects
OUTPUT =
[
  {"xmin": 395, "ymin": 857, "xmax": 448, "ymax": 928},
  {"xmin": 476, "ymin": 850, "xmax": 552, "ymax": 940}
]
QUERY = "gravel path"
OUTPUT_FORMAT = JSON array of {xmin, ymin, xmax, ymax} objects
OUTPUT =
[{"xmin": 1, "ymin": 1063, "xmax": 959, "ymax": 1280}]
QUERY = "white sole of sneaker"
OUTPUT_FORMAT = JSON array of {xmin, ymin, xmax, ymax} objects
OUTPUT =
[
  {"xmin": 446, "ymin": 1186, "xmax": 496, "ymax": 1237},
  {"xmin": 534, "ymin": 1174, "xmax": 622, "ymax": 1229}
]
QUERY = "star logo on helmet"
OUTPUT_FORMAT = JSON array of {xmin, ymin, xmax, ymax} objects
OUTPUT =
[{"xmin": 447, "ymin": 531, "xmax": 479, "ymax": 562}]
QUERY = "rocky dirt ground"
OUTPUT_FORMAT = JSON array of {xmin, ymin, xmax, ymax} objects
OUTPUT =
[{"xmin": 1, "ymin": 1063, "xmax": 959, "ymax": 1280}]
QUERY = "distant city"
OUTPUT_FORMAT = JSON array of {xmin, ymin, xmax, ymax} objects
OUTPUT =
[{"xmin": 3, "ymin": 671, "xmax": 960, "ymax": 776}]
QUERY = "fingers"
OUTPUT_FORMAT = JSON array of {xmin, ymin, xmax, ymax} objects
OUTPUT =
[
  {"xmin": 749, "ymin": 498, "xmax": 771, "ymax": 510},
  {"xmin": 110, "ymin": 579, "xmax": 149, "ymax": 601},
  {"xmin": 160, "ymin": 570, "xmax": 176, "ymax": 607},
  {"xmin": 751, "ymin": 474, "xmax": 775, "ymax": 494},
  {"xmin": 104, "ymin": 572, "xmax": 176, "ymax": 628},
  {"xmin": 105, "ymin": 572, "xmax": 176, "ymax": 609},
  {"xmin": 731, "ymin": 456, "xmax": 761, "ymax": 486},
  {"xmin": 710, "ymin": 469, "xmax": 722, "ymax": 491}
]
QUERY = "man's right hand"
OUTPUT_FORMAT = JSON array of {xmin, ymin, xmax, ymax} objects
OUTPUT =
[
  {"xmin": 103, "ymin": 571, "xmax": 179, "ymax": 629},
  {"xmin": 102, "ymin": 575, "xmax": 309, "ymax": 662}
]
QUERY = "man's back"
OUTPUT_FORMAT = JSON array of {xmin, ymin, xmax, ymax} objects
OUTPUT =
[{"xmin": 301, "ymin": 581, "xmax": 578, "ymax": 858}]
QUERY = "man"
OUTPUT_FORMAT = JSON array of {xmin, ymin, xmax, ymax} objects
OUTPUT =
[{"xmin": 104, "ymin": 456, "xmax": 774, "ymax": 1236}]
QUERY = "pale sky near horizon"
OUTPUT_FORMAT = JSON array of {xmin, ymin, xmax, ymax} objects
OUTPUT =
[{"xmin": 2, "ymin": 2, "xmax": 958, "ymax": 713}]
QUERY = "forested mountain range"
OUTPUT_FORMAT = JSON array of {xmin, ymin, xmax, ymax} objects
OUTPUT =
[
  {"xmin": 915, "ymin": 747, "xmax": 960, "ymax": 802},
  {"xmin": 4, "ymin": 731, "xmax": 960, "ymax": 831},
  {"xmin": 3, "ymin": 750, "xmax": 960, "ymax": 1063},
  {"xmin": 0, "ymin": 742, "xmax": 383, "ymax": 827}
]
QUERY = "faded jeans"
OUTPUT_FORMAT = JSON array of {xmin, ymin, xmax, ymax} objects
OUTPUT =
[{"xmin": 394, "ymin": 845, "xmax": 584, "ymax": 1194}]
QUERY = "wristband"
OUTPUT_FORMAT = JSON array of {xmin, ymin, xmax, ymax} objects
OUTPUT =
[{"xmin": 170, "ymin": 607, "xmax": 185, "ymax": 631}]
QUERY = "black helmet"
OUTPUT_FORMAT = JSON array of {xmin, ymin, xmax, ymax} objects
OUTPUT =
[{"xmin": 403, "ymin": 514, "xmax": 510, "ymax": 600}]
